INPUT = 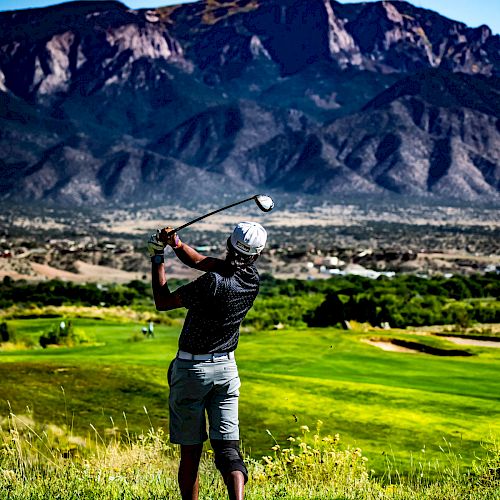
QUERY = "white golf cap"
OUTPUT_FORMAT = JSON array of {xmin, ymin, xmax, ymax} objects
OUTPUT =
[{"xmin": 230, "ymin": 221, "xmax": 267, "ymax": 256}]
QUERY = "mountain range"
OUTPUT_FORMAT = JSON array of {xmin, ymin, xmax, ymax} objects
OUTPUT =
[{"xmin": 0, "ymin": 0, "xmax": 499, "ymax": 204}]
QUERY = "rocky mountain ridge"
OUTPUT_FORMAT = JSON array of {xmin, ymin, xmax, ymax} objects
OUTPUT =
[{"xmin": 0, "ymin": 0, "xmax": 499, "ymax": 204}]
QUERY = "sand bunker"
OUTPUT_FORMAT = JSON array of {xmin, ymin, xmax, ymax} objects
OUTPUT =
[
  {"xmin": 362, "ymin": 339, "xmax": 421, "ymax": 353},
  {"xmin": 440, "ymin": 336, "xmax": 500, "ymax": 348},
  {"xmin": 363, "ymin": 338, "xmax": 473, "ymax": 356}
]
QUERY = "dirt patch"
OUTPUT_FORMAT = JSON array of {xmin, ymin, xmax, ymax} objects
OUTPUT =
[
  {"xmin": 1, "ymin": 256, "xmax": 202, "ymax": 283},
  {"xmin": 74, "ymin": 261, "xmax": 143, "ymax": 282},
  {"xmin": 27, "ymin": 261, "xmax": 145, "ymax": 283},
  {"xmin": 31, "ymin": 262, "xmax": 83, "ymax": 281}
]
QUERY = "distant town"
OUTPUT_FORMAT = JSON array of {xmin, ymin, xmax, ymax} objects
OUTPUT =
[{"xmin": 1, "ymin": 199, "xmax": 498, "ymax": 283}]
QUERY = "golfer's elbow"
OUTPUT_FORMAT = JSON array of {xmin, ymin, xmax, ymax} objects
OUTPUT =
[
  {"xmin": 194, "ymin": 256, "xmax": 219, "ymax": 272},
  {"xmin": 154, "ymin": 299, "xmax": 167, "ymax": 311},
  {"xmin": 153, "ymin": 291, "xmax": 169, "ymax": 311},
  {"xmin": 153, "ymin": 289, "xmax": 182, "ymax": 311}
]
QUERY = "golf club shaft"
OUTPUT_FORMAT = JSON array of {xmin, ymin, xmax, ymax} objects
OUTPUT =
[{"xmin": 166, "ymin": 195, "xmax": 257, "ymax": 237}]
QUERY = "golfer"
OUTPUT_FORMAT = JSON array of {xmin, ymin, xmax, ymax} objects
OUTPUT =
[{"xmin": 148, "ymin": 221, "xmax": 267, "ymax": 500}]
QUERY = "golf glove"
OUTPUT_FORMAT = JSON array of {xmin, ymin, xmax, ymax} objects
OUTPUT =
[
  {"xmin": 147, "ymin": 230, "xmax": 166, "ymax": 257},
  {"xmin": 159, "ymin": 227, "xmax": 182, "ymax": 249}
]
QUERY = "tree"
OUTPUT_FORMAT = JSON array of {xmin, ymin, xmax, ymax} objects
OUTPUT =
[
  {"xmin": 307, "ymin": 292, "xmax": 347, "ymax": 328},
  {"xmin": 0, "ymin": 322, "xmax": 11, "ymax": 342}
]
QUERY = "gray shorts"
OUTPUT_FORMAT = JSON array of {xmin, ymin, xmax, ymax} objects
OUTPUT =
[{"xmin": 168, "ymin": 357, "xmax": 241, "ymax": 445}]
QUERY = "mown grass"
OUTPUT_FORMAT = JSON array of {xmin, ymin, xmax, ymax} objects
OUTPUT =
[{"xmin": 0, "ymin": 315, "xmax": 499, "ymax": 479}]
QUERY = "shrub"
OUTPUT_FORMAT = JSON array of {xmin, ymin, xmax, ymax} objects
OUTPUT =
[
  {"xmin": 39, "ymin": 320, "xmax": 91, "ymax": 348},
  {"xmin": 256, "ymin": 421, "xmax": 370, "ymax": 491},
  {"xmin": 128, "ymin": 331, "xmax": 145, "ymax": 343},
  {"xmin": 0, "ymin": 321, "xmax": 15, "ymax": 342}
]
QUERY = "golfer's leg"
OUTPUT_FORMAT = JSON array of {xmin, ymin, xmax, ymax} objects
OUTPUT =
[
  {"xmin": 207, "ymin": 364, "xmax": 246, "ymax": 499},
  {"xmin": 226, "ymin": 470, "xmax": 245, "ymax": 500},
  {"xmin": 179, "ymin": 443, "xmax": 203, "ymax": 500},
  {"xmin": 168, "ymin": 359, "xmax": 210, "ymax": 500}
]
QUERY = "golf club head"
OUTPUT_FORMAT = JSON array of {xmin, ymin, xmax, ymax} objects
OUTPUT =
[{"xmin": 254, "ymin": 194, "xmax": 274, "ymax": 212}]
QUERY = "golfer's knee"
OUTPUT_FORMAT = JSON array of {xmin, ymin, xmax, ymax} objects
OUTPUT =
[
  {"xmin": 180, "ymin": 444, "xmax": 203, "ymax": 466},
  {"xmin": 210, "ymin": 439, "xmax": 248, "ymax": 484}
]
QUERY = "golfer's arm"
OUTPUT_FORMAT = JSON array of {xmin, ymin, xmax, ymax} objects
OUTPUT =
[
  {"xmin": 151, "ymin": 261, "xmax": 182, "ymax": 311},
  {"xmin": 173, "ymin": 242, "xmax": 222, "ymax": 271}
]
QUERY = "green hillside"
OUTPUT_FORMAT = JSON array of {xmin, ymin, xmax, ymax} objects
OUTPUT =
[{"xmin": 1, "ymin": 316, "xmax": 498, "ymax": 475}]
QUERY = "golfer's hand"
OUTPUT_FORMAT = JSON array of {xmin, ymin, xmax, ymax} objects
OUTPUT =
[
  {"xmin": 147, "ymin": 230, "xmax": 166, "ymax": 257},
  {"xmin": 159, "ymin": 227, "xmax": 182, "ymax": 249}
]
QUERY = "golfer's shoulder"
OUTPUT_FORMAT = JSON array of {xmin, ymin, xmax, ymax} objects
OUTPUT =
[
  {"xmin": 235, "ymin": 264, "xmax": 260, "ymax": 289},
  {"xmin": 179, "ymin": 269, "xmax": 219, "ymax": 292},
  {"xmin": 246, "ymin": 263, "xmax": 260, "ymax": 281},
  {"xmin": 210, "ymin": 264, "xmax": 259, "ymax": 287}
]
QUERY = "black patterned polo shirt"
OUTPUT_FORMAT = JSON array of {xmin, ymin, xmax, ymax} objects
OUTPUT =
[{"xmin": 176, "ymin": 264, "xmax": 260, "ymax": 354}]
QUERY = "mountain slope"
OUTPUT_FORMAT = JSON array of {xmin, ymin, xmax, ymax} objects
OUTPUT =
[{"xmin": 0, "ymin": 0, "xmax": 499, "ymax": 204}]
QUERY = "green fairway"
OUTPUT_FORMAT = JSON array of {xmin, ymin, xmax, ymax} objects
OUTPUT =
[{"xmin": 1, "ymin": 317, "xmax": 499, "ymax": 474}]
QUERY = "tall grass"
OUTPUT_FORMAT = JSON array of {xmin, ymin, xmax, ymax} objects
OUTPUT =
[
  {"xmin": 1, "ymin": 411, "xmax": 498, "ymax": 500},
  {"xmin": 0, "ymin": 304, "xmax": 179, "ymax": 324}
]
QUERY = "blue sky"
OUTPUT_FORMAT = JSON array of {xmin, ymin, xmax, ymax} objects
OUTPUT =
[{"xmin": 0, "ymin": 0, "xmax": 499, "ymax": 34}]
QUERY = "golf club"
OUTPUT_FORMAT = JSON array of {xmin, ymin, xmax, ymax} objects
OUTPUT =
[{"xmin": 164, "ymin": 194, "xmax": 274, "ymax": 238}]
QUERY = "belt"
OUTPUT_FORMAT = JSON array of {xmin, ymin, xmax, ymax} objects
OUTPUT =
[{"xmin": 177, "ymin": 350, "xmax": 235, "ymax": 362}]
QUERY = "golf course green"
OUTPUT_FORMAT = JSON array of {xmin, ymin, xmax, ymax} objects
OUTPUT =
[{"xmin": 1, "ymin": 316, "xmax": 499, "ymax": 474}]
